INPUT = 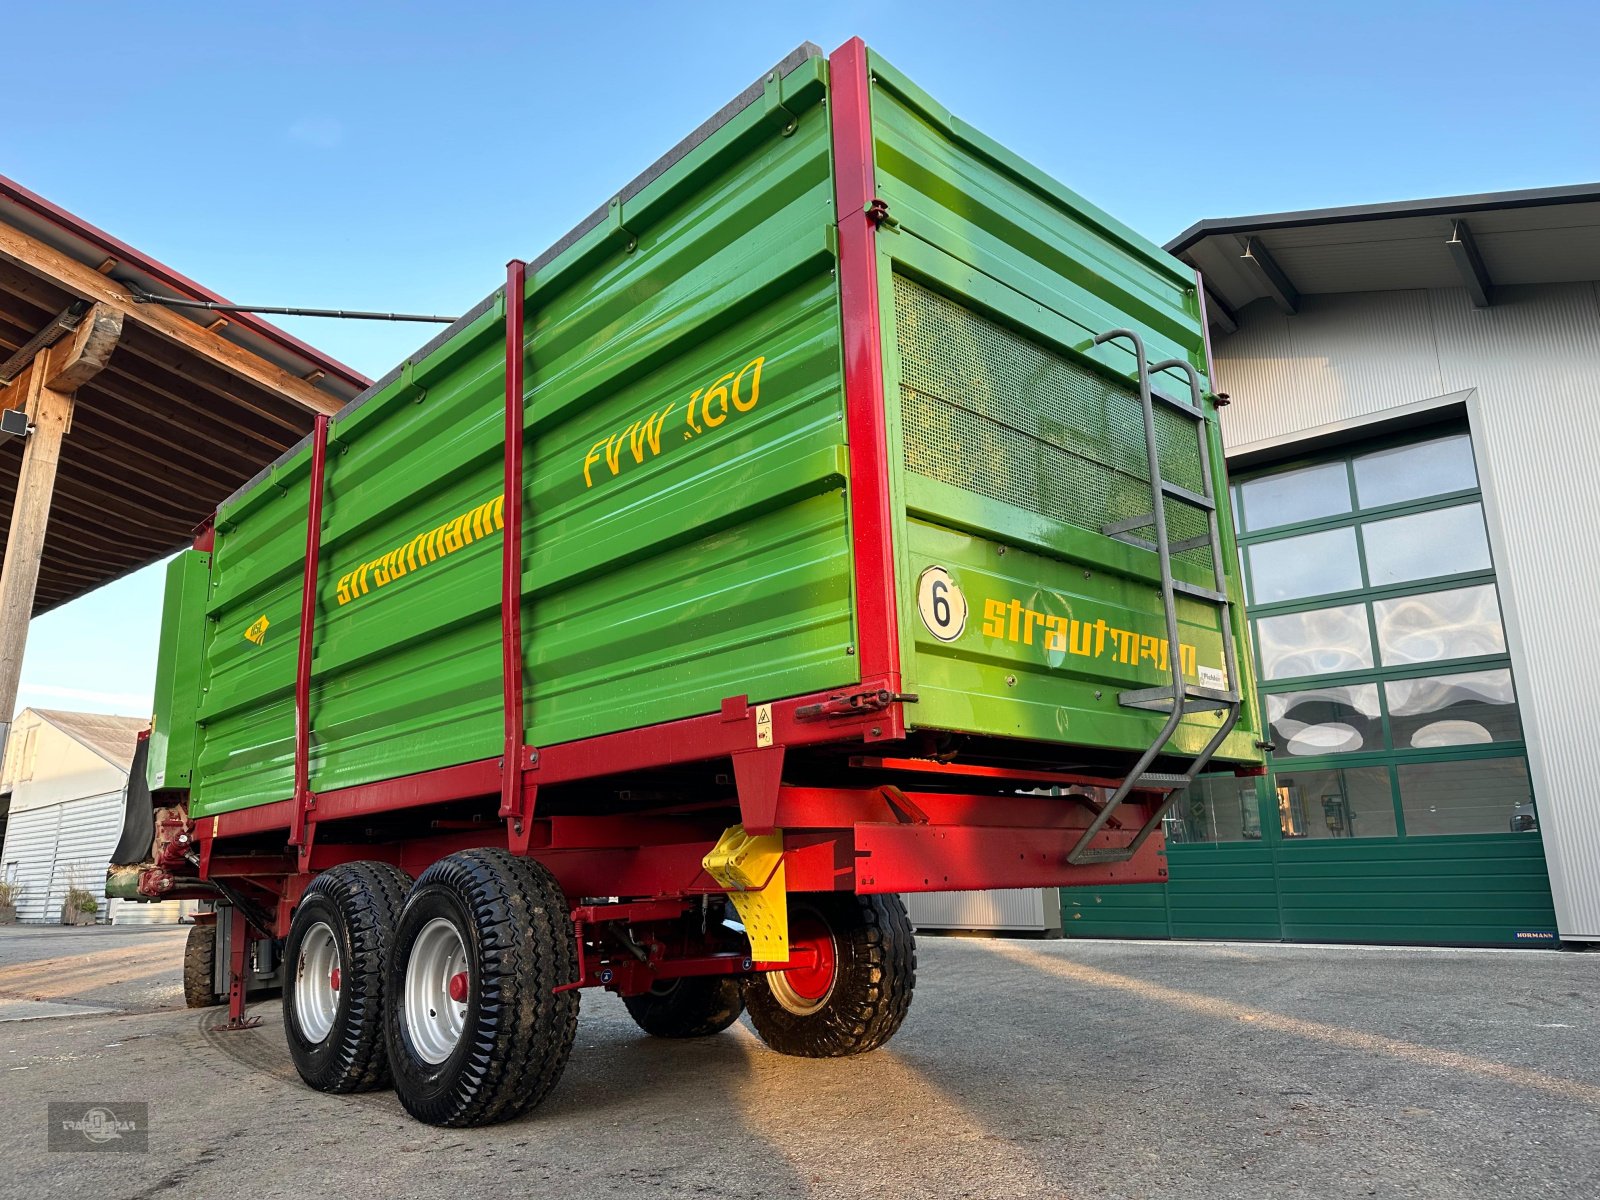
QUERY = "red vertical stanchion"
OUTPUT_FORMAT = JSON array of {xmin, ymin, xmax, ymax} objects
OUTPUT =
[
  {"xmin": 828, "ymin": 37, "xmax": 903, "ymax": 739},
  {"xmin": 289, "ymin": 413, "xmax": 330, "ymax": 863},
  {"xmin": 500, "ymin": 261, "xmax": 528, "ymax": 832}
]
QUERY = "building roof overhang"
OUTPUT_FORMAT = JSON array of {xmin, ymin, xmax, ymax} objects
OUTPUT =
[{"xmin": 1166, "ymin": 182, "xmax": 1600, "ymax": 331}]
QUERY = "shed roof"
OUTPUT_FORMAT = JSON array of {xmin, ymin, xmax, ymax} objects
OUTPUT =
[
  {"xmin": 30, "ymin": 708, "xmax": 147, "ymax": 771},
  {"xmin": 0, "ymin": 174, "xmax": 369, "ymax": 612}
]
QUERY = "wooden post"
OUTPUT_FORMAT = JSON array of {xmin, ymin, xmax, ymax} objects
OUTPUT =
[{"xmin": 0, "ymin": 305, "xmax": 121, "ymax": 752}]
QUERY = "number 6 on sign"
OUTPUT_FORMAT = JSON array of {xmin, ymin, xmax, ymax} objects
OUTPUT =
[{"xmin": 916, "ymin": 566, "xmax": 967, "ymax": 642}]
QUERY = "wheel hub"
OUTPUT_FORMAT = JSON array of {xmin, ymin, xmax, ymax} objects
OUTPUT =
[
  {"xmin": 768, "ymin": 913, "xmax": 837, "ymax": 1015},
  {"xmin": 293, "ymin": 921, "xmax": 341, "ymax": 1043},
  {"xmin": 405, "ymin": 917, "xmax": 471, "ymax": 1065}
]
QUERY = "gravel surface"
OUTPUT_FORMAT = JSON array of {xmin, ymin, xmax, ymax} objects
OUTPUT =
[{"xmin": 1, "ymin": 924, "xmax": 1595, "ymax": 1199}]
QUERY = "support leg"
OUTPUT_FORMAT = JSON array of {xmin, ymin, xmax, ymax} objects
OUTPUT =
[{"xmin": 222, "ymin": 905, "xmax": 262, "ymax": 1031}]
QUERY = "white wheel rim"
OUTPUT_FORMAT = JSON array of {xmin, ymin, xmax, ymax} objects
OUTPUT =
[
  {"xmin": 767, "ymin": 917, "xmax": 838, "ymax": 1017},
  {"xmin": 293, "ymin": 920, "xmax": 341, "ymax": 1043},
  {"xmin": 405, "ymin": 917, "xmax": 470, "ymax": 1065}
]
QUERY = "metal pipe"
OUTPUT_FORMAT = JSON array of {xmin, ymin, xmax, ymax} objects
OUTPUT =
[
  {"xmin": 291, "ymin": 414, "xmax": 330, "ymax": 848},
  {"xmin": 127, "ymin": 286, "xmax": 457, "ymax": 324},
  {"xmin": 499, "ymin": 262, "xmax": 527, "ymax": 825}
]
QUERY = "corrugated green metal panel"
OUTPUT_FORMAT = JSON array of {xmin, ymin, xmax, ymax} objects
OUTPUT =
[
  {"xmin": 1273, "ymin": 836, "xmax": 1558, "ymax": 945},
  {"xmin": 866, "ymin": 52, "xmax": 1259, "ymax": 762},
  {"xmin": 188, "ymin": 58, "xmax": 849, "ymax": 817},
  {"xmin": 903, "ymin": 519, "xmax": 1238, "ymax": 757},
  {"xmin": 1062, "ymin": 882, "xmax": 1171, "ymax": 938},
  {"xmin": 1064, "ymin": 845, "xmax": 1285, "ymax": 941},
  {"xmin": 1064, "ymin": 836, "xmax": 1556, "ymax": 946},
  {"xmin": 197, "ymin": 445, "xmax": 316, "ymax": 814},
  {"xmin": 866, "ymin": 54, "xmax": 1200, "ymax": 359},
  {"xmin": 146, "ymin": 550, "xmax": 211, "ymax": 792},
  {"xmin": 1166, "ymin": 850, "xmax": 1283, "ymax": 940}
]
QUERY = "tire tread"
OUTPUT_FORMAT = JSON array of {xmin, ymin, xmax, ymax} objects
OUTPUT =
[
  {"xmin": 285, "ymin": 860, "xmax": 411, "ymax": 1093},
  {"xmin": 744, "ymin": 892, "xmax": 917, "ymax": 1058},
  {"xmin": 182, "ymin": 921, "xmax": 220, "ymax": 1009},
  {"xmin": 387, "ymin": 849, "xmax": 578, "ymax": 1127}
]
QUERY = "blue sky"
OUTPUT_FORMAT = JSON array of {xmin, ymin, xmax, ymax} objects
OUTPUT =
[{"xmin": 6, "ymin": 0, "xmax": 1598, "ymax": 717}]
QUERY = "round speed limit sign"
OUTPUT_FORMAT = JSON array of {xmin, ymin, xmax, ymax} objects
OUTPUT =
[{"xmin": 916, "ymin": 566, "xmax": 967, "ymax": 642}]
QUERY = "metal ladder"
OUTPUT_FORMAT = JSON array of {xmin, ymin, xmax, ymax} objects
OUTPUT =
[{"xmin": 1066, "ymin": 328, "xmax": 1242, "ymax": 866}]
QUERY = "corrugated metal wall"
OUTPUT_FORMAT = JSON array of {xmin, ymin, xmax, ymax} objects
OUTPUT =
[
  {"xmin": 0, "ymin": 790, "xmax": 125, "ymax": 922},
  {"xmin": 906, "ymin": 888, "xmax": 1062, "ymax": 933},
  {"xmin": 1214, "ymin": 282, "xmax": 1600, "ymax": 940},
  {"xmin": 110, "ymin": 898, "xmax": 198, "ymax": 926}
]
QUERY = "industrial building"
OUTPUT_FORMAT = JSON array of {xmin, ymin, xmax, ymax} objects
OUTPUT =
[
  {"xmin": 0, "ymin": 708, "xmax": 156, "ymax": 923},
  {"xmin": 1060, "ymin": 183, "xmax": 1600, "ymax": 947}
]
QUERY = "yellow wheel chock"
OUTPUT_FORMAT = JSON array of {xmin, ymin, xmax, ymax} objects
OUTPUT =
[{"xmin": 702, "ymin": 824, "xmax": 788, "ymax": 961}]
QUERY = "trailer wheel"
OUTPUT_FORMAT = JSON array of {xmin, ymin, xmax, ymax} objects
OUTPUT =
[
  {"xmin": 283, "ymin": 861, "xmax": 411, "ymax": 1094},
  {"xmin": 384, "ymin": 849, "xmax": 578, "ymax": 1127},
  {"xmin": 182, "ymin": 921, "xmax": 222, "ymax": 1008},
  {"xmin": 623, "ymin": 976, "xmax": 744, "ymax": 1038},
  {"xmin": 743, "ymin": 893, "xmax": 916, "ymax": 1058}
]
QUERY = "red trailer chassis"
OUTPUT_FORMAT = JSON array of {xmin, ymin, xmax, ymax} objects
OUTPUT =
[{"xmin": 145, "ymin": 40, "xmax": 1187, "ymax": 1033}]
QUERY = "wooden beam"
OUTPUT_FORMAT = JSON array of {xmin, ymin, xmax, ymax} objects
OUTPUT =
[
  {"xmin": 0, "ymin": 220, "xmax": 341, "ymax": 416},
  {"xmin": 0, "ymin": 366, "xmax": 75, "ymax": 747},
  {"xmin": 0, "ymin": 305, "xmax": 126, "ymax": 748},
  {"xmin": 44, "ymin": 303, "xmax": 122, "ymax": 391}
]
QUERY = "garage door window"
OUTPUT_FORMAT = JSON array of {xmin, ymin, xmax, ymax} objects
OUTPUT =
[{"xmin": 1220, "ymin": 427, "xmax": 1537, "ymax": 840}]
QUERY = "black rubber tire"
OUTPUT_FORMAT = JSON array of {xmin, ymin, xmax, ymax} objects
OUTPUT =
[
  {"xmin": 182, "ymin": 921, "xmax": 222, "ymax": 1009},
  {"xmin": 743, "ymin": 893, "xmax": 916, "ymax": 1058},
  {"xmin": 282, "ymin": 861, "xmax": 411, "ymax": 1094},
  {"xmin": 623, "ymin": 975, "xmax": 744, "ymax": 1038},
  {"xmin": 384, "ymin": 849, "xmax": 579, "ymax": 1127}
]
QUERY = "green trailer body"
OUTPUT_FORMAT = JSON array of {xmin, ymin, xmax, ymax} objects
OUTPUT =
[
  {"xmin": 148, "ymin": 44, "xmax": 1259, "ymax": 821},
  {"xmin": 128, "ymin": 38, "xmax": 1269, "ymax": 1130}
]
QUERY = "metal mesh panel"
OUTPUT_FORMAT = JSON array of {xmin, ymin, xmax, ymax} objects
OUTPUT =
[{"xmin": 895, "ymin": 275, "xmax": 1211, "ymax": 570}]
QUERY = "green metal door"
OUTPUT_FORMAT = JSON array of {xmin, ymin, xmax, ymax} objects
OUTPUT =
[{"xmin": 1065, "ymin": 424, "xmax": 1561, "ymax": 946}]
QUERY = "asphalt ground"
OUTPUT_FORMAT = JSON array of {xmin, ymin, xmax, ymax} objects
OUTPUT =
[{"xmin": 0, "ymin": 923, "xmax": 1595, "ymax": 1200}]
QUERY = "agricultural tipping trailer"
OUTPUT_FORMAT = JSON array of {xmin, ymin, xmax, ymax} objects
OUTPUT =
[{"xmin": 111, "ymin": 38, "xmax": 1263, "ymax": 1126}]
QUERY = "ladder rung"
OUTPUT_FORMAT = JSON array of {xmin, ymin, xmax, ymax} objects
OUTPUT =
[
  {"xmin": 1123, "ymin": 697, "xmax": 1232, "ymax": 713},
  {"xmin": 1118, "ymin": 684, "xmax": 1240, "ymax": 711},
  {"xmin": 1152, "ymin": 390, "xmax": 1205, "ymax": 419},
  {"xmin": 1104, "ymin": 513, "xmax": 1154, "ymax": 537},
  {"xmin": 1068, "ymin": 845, "xmax": 1135, "ymax": 864},
  {"xmin": 1171, "ymin": 579, "xmax": 1227, "ymax": 602},
  {"xmin": 1160, "ymin": 481, "xmax": 1215, "ymax": 510},
  {"xmin": 1134, "ymin": 772, "xmax": 1191, "ymax": 788}
]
